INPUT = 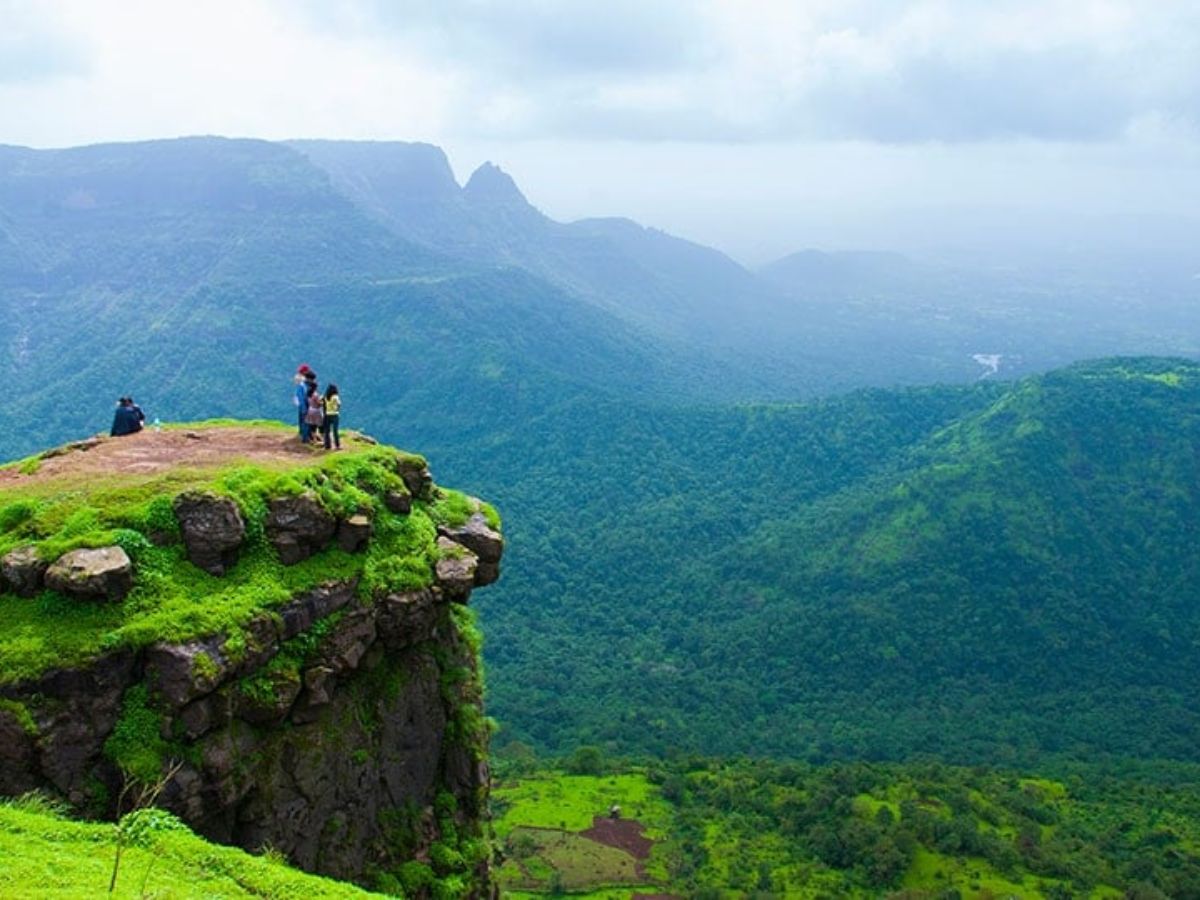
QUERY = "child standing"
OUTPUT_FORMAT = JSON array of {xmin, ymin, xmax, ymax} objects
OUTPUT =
[
  {"xmin": 305, "ymin": 382, "xmax": 324, "ymax": 444},
  {"xmin": 322, "ymin": 384, "xmax": 342, "ymax": 450}
]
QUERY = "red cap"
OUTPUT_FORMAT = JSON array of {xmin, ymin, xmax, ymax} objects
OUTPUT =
[{"xmin": 297, "ymin": 364, "xmax": 311, "ymax": 374}]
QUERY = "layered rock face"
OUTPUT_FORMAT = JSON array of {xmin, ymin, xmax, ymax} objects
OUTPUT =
[{"xmin": 0, "ymin": 429, "xmax": 503, "ymax": 896}]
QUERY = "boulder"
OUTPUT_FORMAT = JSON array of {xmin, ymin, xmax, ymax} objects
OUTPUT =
[
  {"xmin": 434, "ymin": 536, "xmax": 478, "ymax": 602},
  {"xmin": 44, "ymin": 546, "xmax": 133, "ymax": 602},
  {"xmin": 236, "ymin": 669, "xmax": 303, "ymax": 726},
  {"xmin": 173, "ymin": 492, "xmax": 246, "ymax": 575},
  {"xmin": 232, "ymin": 614, "xmax": 283, "ymax": 675},
  {"xmin": 336, "ymin": 514, "xmax": 373, "ymax": 553},
  {"xmin": 316, "ymin": 609, "xmax": 377, "ymax": 674},
  {"xmin": 279, "ymin": 583, "xmax": 356, "ymax": 641},
  {"xmin": 1, "ymin": 545, "xmax": 48, "ymax": 597},
  {"xmin": 395, "ymin": 457, "xmax": 435, "ymax": 501},
  {"xmin": 474, "ymin": 560, "xmax": 501, "ymax": 587},
  {"xmin": 266, "ymin": 492, "xmax": 336, "ymax": 565},
  {"xmin": 177, "ymin": 696, "xmax": 218, "ymax": 741},
  {"xmin": 384, "ymin": 489, "xmax": 412, "ymax": 515},
  {"xmin": 376, "ymin": 589, "xmax": 439, "ymax": 649},
  {"xmin": 301, "ymin": 665, "xmax": 336, "ymax": 706},
  {"xmin": 26, "ymin": 649, "xmax": 135, "ymax": 803},
  {"xmin": 145, "ymin": 640, "xmax": 231, "ymax": 709},
  {"xmin": 438, "ymin": 511, "xmax": 503, "ymax": 586},
  {"xmin": 0, "ymin": 704, "xmax": 38, "ymax": 795}
]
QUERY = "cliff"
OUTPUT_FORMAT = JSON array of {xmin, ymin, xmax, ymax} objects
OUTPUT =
[{"xmin": 0, "ymin": 423, "xmax": 503, "ymax": 897}]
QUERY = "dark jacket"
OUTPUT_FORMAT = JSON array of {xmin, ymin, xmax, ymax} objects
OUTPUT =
[{"xmin": 111, "ymin": 405, "xmax": 143, "ymax": 436}]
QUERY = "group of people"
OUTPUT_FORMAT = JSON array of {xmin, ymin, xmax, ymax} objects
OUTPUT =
[
  {"xmin": 110, "ymin": 396, "xmax": 146, "ymax": 436},
  {"xmin": 106, "ymin": 367, "xmax": 343, "ymax": 447},
  {"xmin": 294, "ymin": 364, "xmax": 342, "ymax": 450}
]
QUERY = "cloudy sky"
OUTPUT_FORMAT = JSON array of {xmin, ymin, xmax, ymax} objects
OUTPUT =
[{"xmin": 2, "ymin": 0, "xmax": 1198, "ymax": 262}]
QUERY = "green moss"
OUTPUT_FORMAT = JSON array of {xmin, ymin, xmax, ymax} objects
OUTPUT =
[
  {"xmin": 427, "ymin": 490, "xmax": 475, "ymax": 528},
  {"xmin": 103, "ymin": 684, "xmax": 175, "ymax": 783},
  {"xmin": 479, "ymin": 502, "xmax": 501, "ymax": 531},
  {"xmin": 238, "ymin": 613, "xmax": 343, "ymax": 706},
  {"xmin": 0, "ymin": 423, "xmax": 500, "ymax": 686},
  {"xmin": 191, "ymin": 651, "xmax": 219, "ymax": 683},
  {"xmin": 0, "ymin": 699, "xmax": 37, "ymax": 737},
  {"xmin": 396, "ymin": 860, "xmax": 436, "ymax": 894},
  {"xmin": 239, "ymin": 664, "xmax": 301, "ymax": 708},
  {"xmin": 0, "ymin": 499, "xmax": 36, "ymax": 534}
]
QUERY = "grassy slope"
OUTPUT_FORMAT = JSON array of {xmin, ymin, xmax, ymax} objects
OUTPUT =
[{"xmin": 0, "ymin": 796, "xmax": 382, "ymax": 898}]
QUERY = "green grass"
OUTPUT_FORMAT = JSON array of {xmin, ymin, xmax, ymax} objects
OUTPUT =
[
  {"xmin": 492, "ymin": 772, "xmax": 674, "ymax": 898},
  {"xmin": 492, "ymin": 773, "xmax": 672, "ymax": 839},
  {"xmin": 902, "ymin": 846, "xmax": 1040, "ymax": 898},
  {"xmin": 0, "ymin": 794, "xmax": 383, "ymax": 898},
  {"xmin": 0, "ymin": 422, "xmax": 500, "ymax": 685}
]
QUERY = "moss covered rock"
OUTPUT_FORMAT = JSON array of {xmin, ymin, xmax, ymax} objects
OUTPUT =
[{"xmin": 45, "ymin": 546, "xmax": 133, "ymax": 602}]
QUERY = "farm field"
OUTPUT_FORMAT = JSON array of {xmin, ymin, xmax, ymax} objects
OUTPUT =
[{"xmin": 490, "ymin": 760, "xmax": 1200, "ymax": 898}]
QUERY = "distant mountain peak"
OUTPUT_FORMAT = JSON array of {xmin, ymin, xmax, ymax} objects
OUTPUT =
[{"xmin": 463, "ymin": 162, "xmax": 528, "ymax": 206}]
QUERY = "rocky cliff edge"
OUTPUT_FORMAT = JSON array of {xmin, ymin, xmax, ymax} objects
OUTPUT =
[{"xmin": 0, "ymin": 422, "xmax": 503, "ymax": 897}]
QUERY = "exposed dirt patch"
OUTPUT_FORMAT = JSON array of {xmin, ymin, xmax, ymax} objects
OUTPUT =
[
  {"xmin": 0, "ymin": 426, "xmax": 359, "ymax": 488},
  {"xmin": 580, "ymin": 815, "xmax": 655, "ymax": 862}
]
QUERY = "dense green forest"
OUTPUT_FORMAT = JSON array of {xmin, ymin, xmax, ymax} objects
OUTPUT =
[{"xmin": 457, "ymin": 357, "xmax": 1200, "ymax": 765}]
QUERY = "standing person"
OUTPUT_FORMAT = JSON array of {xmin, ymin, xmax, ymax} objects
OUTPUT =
[
  {"xmin": 322, "ymin": 384, "xmax": 341, "ymax": 450},
  {"xmin": 294, "ymin": 365, "xmax": 313, "ymax": 441},
  {"xmin": 305, "ymin": 380, "xmax": 324, "ymax": 444}
]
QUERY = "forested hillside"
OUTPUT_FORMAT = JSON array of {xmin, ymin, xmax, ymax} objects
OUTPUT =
[{"xmin": 461, "ymin": 358, "xmax": 1200, "ymax": 765}]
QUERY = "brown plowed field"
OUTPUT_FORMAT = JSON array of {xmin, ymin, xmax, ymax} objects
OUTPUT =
[{"xmin": 580, "ymin": 815, "xmax": 655, "ymax": 862}]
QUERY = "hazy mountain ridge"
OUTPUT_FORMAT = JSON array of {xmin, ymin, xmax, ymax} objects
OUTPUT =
[
  {"xmin": 0, "ymin": 137, "xmax": 785, "ymax": 458},
  {"xmin": 291, "ymin": 139, "xmax": 785, "ymax": 347},
  {"xmin": 1, "ymin": 136, "xmax": 1196, "ymax": 431}
]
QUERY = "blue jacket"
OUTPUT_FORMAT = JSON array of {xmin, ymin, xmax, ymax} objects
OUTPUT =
[{"xmin": 111, "ymin": 406, "xmax": 143, "ymax": 436}]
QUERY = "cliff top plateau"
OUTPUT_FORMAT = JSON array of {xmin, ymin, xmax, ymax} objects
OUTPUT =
[{"xmin": 0, "ymin": 420, "xmax": 501, "ymax": 687}]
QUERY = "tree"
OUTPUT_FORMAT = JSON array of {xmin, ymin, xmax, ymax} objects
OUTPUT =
[{"xmin": 564, "ymin": 745, "xmax": 606, "ymax": 776}]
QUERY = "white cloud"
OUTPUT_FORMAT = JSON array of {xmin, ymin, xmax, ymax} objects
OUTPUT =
[
  {"xmin": 0, "ymin": 0, "xmax": 1197, "ymax": 146},
  {"xmin": 0, "ymin": 0, "xmax": 458, "ymax": 146},
  {"xmin": 0, "ymin": 0, "xmax": 1197, "ymax": 263}
]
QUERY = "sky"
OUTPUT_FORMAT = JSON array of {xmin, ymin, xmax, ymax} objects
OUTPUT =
[{"xmin": 2, "ymin": 0, "xmax": 1198, "ymax": 263}]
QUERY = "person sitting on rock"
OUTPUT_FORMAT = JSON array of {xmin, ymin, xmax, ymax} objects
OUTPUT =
[
  {"xmin": 110, "ymin": 396, "xmax": 144, "ymax": 437},
  {"xmin": 128, "ymin": 396, "xmax": 145, "ymax": 428}
]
